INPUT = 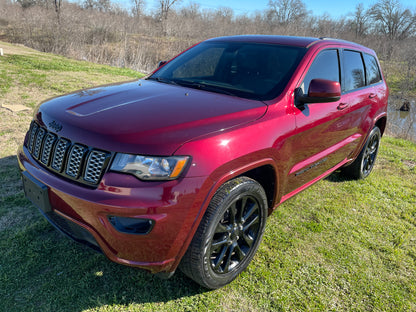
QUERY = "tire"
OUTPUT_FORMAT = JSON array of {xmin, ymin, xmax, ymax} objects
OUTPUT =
[
  {"xmin": 179, "ymin": 177, "xmax": 268, "ymax": 289},
  {"xmin": 342, "ymin": 126, "xmax": 381, "ymax": 180}
]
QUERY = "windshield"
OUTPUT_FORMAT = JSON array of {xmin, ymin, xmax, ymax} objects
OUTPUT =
[{"xmin": 149, "ymin": 41, "xmax": 306, "ymax": 101}]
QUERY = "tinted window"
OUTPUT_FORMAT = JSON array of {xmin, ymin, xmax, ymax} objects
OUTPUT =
[
  {"xmin": 343, "ymin": 50, "xmax": 365, "ymax": 92},
  {"xmin": 301, "ymin": 49, "xmax": 339, "ymax": 94},
  {"xmin": 363, "ymin": 54, "xmax": 382, "ymax": 85},
  {"xmin": 150, "ymin": 42, "xmax": 306, "ymax": 101}
]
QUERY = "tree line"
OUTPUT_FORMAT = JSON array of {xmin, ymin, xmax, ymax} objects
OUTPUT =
[{"xmin": 0, "ymin": 0, "xmax": 415, "ymax": 94}]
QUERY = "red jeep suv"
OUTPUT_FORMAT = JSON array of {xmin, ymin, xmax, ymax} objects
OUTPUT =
[{"xmin": 18, "ymin": 35, "xmax": 388, "ymax": 289}]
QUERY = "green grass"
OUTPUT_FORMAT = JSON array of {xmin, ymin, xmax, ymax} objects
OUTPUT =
[
  {"xmin": 383, "ymin": 60, "xmax": 416, "ymax": 96},
  {"xmin": 1, "ymin": 42, "xmax": 416, "ymax": 312},
  {"xmin": 3, "ymin": 54, "xmax": 140, "ymax": 76},
  {"xmin": 1, "ymin": 139, "xmax": 415, "ymax": 312},
  {"xmin": 0, "ymin": 45, "xmax": 143, "ymax": 101}
]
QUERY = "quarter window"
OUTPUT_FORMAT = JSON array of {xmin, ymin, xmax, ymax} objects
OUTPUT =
[
  {"xmin": 363, "ymin": 54, "xmax": 382, "ymax": 85},
  {"xmin": 301, "ymin": 49, "xmax": 339, "ymax": 94},
  {"xmin": 343, "ymin": 50, "xmax": 365, "ymax": 92}
]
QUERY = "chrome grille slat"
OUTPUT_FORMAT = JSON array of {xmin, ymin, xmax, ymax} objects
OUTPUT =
[
  {"xmin": 41, "ymin": 133, "xmax": 56, "ymax": 165},
  {"xmin": 66, "ymin": 145, "xmax": 85, "ymax": 178},
  {"xmin": 84, "ymin": 151, "xmax": 107, "ymax": 184},
  {"xmin": 26, "ymin": 121, "xmax": 110, "ymax": 186},
  {"xmin": 51, "ymin": 138, "xmax": 69, "ymax": 171},
  {"xmin": 28, "ymin": 123, "xmax": 38, "ymax": 152},
  {"xmin": 33, "ymin": 128, "xmax": 45, "ymax": 158}
]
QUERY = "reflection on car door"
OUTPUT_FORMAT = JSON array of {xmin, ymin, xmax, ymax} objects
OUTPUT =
[{"xmin": 285, "ymin": 49, "xmax": 360, "ymax": 195}]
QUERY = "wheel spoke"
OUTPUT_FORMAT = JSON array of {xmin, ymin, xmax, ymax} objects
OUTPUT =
[
  {"xmin": 363, "ymin": 157, "xmax": 369, "ymax": 172},
  {"xmin": 369, "ymin": 154, "xmax": 375, "ymax": 165},
  {"xmin": 242, "ymin": 202, "xmax": 257, "ymax": 222},
  {"xmin": 215, "ymin": 222, "xmax": 230, "ymax": 234},
  {"xmin": 223, "ymin": 244, "xmax": 236, "ymax": 273},
  {"xmin": 213, "ymin": 245, "xmax": 229, "ymax": 271},
  {"xmin": 229, "ymin": 203, "xmax": 237, "ymax": 224},
  {"xmin": 243, "ymin": 215, "xmax": 259, "ymax": 232},
  {"xmin": 234, "ymin": 243, "xmax": 246, "ymax": 261},
  {"xmin": 236, "ymin": 197, "xmax": 246, "ymax": 223},
  {"xmin": 369, "ymin": 142, "xmax": 377, "ymax": 153},
  {"xmin": 242, "ymin": 233, "xmax": 254, "ymax": 247},
  {"xmin": 211, "ymin": 237, "xmax": 229, "ymax": 251}
]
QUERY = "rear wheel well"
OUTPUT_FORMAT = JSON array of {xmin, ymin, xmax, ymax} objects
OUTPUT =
[
  {"xmin": 239, "ymin": 165, "xmax": 276, "ymax": 211},
  {"xmin": 375, "ymin": 116, "xmax": 387, "ymax": 136}
]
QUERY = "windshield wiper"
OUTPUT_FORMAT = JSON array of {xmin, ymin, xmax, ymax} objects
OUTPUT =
[
  {"xmin": 147, "ymin": 77, "xmax": 178, "ymax": 86},
  {"xmin": 174, "ymin": 80, "xmax": 236, "ymax": 96}
]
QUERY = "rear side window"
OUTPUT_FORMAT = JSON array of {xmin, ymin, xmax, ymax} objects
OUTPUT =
[
  {"xmin": 342, "ymin": 50, "xmax": 365, "ymax": 92},
  {"xmin": 301, "ymin": 49, "xmax": 339, "ymax": 94},
  {"xmin": 363, "ymin": 54, "xmax": 382, "ymax": 85}
]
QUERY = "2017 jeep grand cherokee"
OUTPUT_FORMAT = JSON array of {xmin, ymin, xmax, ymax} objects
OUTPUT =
[{"xmin": 18, "ymin": 35, "xmax": 388, "ymax": 289}]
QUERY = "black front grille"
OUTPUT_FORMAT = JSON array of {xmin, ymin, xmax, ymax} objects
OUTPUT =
[{"xmin": 25, "ymin": 121, "xmax": 112, "ymax": 186}]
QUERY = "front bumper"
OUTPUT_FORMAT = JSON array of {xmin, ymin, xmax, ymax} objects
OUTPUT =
[{"xmin": 18, "ymin": 145, "xmax": 209, "ymax": 273}]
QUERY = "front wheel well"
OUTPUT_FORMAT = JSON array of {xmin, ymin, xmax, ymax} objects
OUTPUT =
[{"xmin": 239, "ymin": 165, "xmax": 276, "ymax": 212}]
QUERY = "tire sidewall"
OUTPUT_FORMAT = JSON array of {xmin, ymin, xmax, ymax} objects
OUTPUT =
[{"xmin": 359, "ymin": 127, "xmax": 381, "ymax": 179}]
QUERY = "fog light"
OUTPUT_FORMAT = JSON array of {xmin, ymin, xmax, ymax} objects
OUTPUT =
[{"xmin": 108, "ymin": 216, "xmax": 154, "ymax": 235}]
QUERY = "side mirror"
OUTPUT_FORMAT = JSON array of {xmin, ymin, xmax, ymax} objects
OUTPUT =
[
  {"xmin": 296, "ymin": 79, "xmax": 341, "ymax": 105},
  {"xmin": 158, "ymin": 61, "xmax": 167, "ymax": 68}
]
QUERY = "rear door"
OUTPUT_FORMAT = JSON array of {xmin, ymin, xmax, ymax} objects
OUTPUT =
[{"xmin": 341, "ymin": 51, "xmax": 385, "ymax": 157}]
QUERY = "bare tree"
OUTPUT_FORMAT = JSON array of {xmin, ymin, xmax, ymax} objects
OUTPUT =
[
  {"xmin": 83, "ymin": 0, "xmax": 111, "ymax": 12},
  {"xmin": 369, "ymin": 0, "xmax": 416, "ymax": 40},
  {"xmin": 157, "ymin": 0, "xmax": 181, "ymax": 35},
  {"xmin": 267, "ymin": 0, "xmax": 308, "ymax": 25},
  {"xmin": 180, "ymin": 2, "xmax": 200, "ymax": 19},
  {"xmin": 349, "ymin": 3, "xmax": 370, "ymax": 38},
  {"xmin": 53, "ymin": 0, "xmax": 62, "ymax": 23},
  {"xmin": 16, "ymin": 0, "xmax": 34, "ymax": 8},
  {"xmin": 158, "ymin": 0, "xmax": 180, "ymax": 22},
  {"xmin": 131, "ymin": 0, "xmax": 144, "ymax": 18}
]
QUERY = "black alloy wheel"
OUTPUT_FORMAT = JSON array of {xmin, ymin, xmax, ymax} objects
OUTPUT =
[
  {"xmin": 361, "ymin": 129, "xmax": 380, "ymax": 177},
  {"xmin": 342, "ymin": 126, "xmax": 381, "ymax": 180},
  {"xmin": 179, "ymin": 177, "xmax": 268, "ymax": 289},
  {"xmin": 209, "ymin": 194, "xmax": 262, "ymax": 274}
]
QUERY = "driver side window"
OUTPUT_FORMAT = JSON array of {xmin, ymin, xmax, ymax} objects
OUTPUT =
[{"xmin": 301, "ymin": 49, "xmax": 340, "ymax": 94}]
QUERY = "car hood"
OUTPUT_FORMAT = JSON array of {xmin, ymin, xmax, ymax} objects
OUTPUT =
[{"xmin": 35, "ymin": 79, "xmax": 267, "ymax": 155}]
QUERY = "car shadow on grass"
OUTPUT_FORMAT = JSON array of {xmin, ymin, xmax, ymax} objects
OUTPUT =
[
  {"xmin": 325, "ymin": 170, "xmax": 354, "ymax": 183},
  {"xmin": 0, "ymin": 155, "xmax": 206, "ymax": 312}
]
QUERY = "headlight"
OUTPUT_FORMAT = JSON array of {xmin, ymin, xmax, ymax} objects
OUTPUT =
[{"xmin": 110, "ymin": 153, "xmax": 189, "ymax": 181}]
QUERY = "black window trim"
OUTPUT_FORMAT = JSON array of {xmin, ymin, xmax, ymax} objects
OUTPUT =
[
  {"xmin": 340, "ymin": 48, "xmax": 384, "ymax": 95},
  {"xmin": 298, "ymin": 48, "xmax": 341, "ymax": 94},
  {"xmin": 362, "ymin": 52, "xmax": 383, "ymax": 87}
]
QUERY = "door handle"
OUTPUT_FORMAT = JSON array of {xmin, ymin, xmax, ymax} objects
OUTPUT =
[
  {"xmin": 337, "ymin": 102, "xmax": 349, "ymax": 110},
  {"xmin": 369, "ymin": 93, "xmax": 376, "ymax": 99}
]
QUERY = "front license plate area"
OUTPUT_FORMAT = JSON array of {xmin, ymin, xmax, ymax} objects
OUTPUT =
[{"xmin": 21, "ymin": 171, "xmax": 52, "ymax": 213}]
